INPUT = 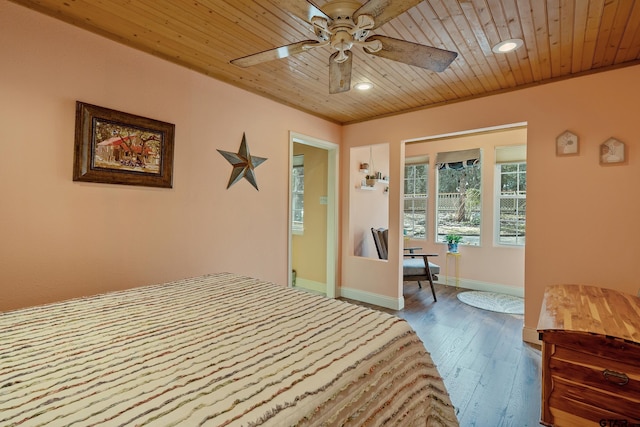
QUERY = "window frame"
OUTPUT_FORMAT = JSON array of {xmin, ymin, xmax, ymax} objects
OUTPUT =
[
  {"xmin": 403, "ymin": 161, "xmax": 429, "ymax": 240},
  {"xmin": 494, "ymin": 161, "xmax": 526, "ymax": 246},
  {"xmin": 291, "ymin": 155, "xmax": 304, "ymax": 235},
  {"xmin": 435, "ymin": 155, "xmax": 482, "ymax": 246}
]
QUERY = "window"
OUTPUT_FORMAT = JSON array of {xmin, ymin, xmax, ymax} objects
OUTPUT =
[
  {"xmin": 435, "ymin": 149, "xmax": 481, "ymax": 245},
  {"xmin": 403, "ymin": 160, "xmax": 428, "ymax": 239},
  {"xmin": 291, "ymin": 155, "xmax": 304, "ymax": 234},
  {"xmin": 495, "ymin": 145, "xmax": 526, "ymax": 245}
]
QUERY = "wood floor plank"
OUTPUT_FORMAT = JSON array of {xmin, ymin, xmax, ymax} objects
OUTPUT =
[
  {"xmin": 501, "ymin": 344, "xmax": 542, "ymax": 426},
  {"xmin": 460, "ymin": 320, "xmax": 522, "ymax": 426},
  {"xmin": 442, "ymin": 366, "xmax": 483, "ymax": 418},
  {"xmin": 341, "ymin": 282, "xmax": 542, "ymax": 426}
]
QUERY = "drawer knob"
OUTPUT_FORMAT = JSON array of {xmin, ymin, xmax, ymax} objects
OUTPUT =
[{"xmin": 602, "ymin": 369, "xmax": 629, "ymax": 386}]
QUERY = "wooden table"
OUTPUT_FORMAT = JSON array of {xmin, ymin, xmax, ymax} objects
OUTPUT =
[{"xmin": 537, "ymin": 284, "xmax": 640, "ymax": 426}]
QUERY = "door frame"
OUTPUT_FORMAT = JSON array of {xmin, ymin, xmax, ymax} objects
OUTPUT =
[{"xmin": 288, "ymin": 131, "xmax": 339, "ymax": 298}]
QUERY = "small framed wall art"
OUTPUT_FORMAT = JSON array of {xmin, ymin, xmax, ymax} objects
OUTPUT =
[
  {"xmin": 73, "ymin": 101, "xmax": 175, "ymax": 188},
  {"xmin": 556, "ymin": 130, "xmax": 579, "ymax": 156},
  {"xmin": 600, "ymin": 138, "xmax": 626, "ymax": 165}
]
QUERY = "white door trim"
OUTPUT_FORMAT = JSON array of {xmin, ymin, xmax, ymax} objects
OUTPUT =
[{"xmin": 288, "ymin": 132, "xmax": 339, "ymax": 299}]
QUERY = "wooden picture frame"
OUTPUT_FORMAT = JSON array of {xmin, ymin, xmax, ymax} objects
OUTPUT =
[
  {"xmin": 73, "ymin": 101, "xmax": 175, "ymax": 188},
  {"xmin": 600, "ymin": 138, "xmax": 626, "ymax": 165},
  {"xmin": 556, "ymin": 130, "xmax": 579, "ymax": 156}
]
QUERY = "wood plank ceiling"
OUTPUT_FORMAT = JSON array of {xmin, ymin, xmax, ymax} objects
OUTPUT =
[{"xmin": 10, "ymin": 0, "xmax": 640, "ymax": 124}]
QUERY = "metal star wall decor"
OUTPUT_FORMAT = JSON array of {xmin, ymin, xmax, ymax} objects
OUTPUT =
[{"xmin": 217, "ymin": 132, "xmax": 267, "ymax": 190}]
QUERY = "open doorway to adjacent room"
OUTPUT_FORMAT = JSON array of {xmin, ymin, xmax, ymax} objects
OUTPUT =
[
  {"xmin": 402, "ymin": 124, "xmax": 527, "ymax": 301},
  {"xmin": 288, "ymin": 132, "xmax": 338, "ymax": 298}
]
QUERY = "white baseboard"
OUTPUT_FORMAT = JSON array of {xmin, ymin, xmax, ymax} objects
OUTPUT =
[
  {"xmin": 338, "ymin": 286, "xmax": 405, "ymax": 310},
  {"xmin": 522, "ymin": 326, "xmax": 541, "ymax": 346},
  {"xmin": 338, "ymin": 279, "xmax": 537, "ymax": 346},
  {"xmin": 438, "ymin": 276, "xmax": 524, "ymax": 298},
  {"xmin": 338, "ymin": 278, "xmax": 523, "ymax": 312},
  {"xmin": 294, "ymin": 278, "xmax": 326, "ymax": 294}
]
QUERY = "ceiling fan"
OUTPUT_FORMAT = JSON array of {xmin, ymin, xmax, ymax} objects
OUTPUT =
[{"xmin": 230, "ymin": 0, "xmax": 458, "ymax": 94}]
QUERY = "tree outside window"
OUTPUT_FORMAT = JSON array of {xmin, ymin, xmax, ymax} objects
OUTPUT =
[
  {"xmin": 436, "ymin": 153, "xmax": 481, "ymax": 245},
  {"xmin": 404, "ymin": 163, "xmax": 428, "ymax": 239}
]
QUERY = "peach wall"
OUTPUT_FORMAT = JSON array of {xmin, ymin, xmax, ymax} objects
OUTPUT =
[
  {"xmin": 342, "ymin": 65, "xmax": 640, "ymax": 337},
  {"xmin": 0, "ymin": 2, "xmax": 341, "ymax": 312},
  {"xmin": 3, "ymin": 2, "xmax": 639, "ymax": 340}
]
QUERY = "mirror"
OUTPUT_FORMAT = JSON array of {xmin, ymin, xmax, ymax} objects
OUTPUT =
[{"xmin": 349, "ymin": 143, "xmax": 390, "ymax": 258}]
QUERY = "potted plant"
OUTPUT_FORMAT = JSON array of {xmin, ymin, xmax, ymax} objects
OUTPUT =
[
  {"xmin": 365, "ymin": 175, "xmax": 377, "ymax": 187},
  {"xmin": 445, "ymin": 234, "xmax": 462, "ymax": 253}
]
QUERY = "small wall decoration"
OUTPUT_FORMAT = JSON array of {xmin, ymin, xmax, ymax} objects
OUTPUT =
[
  {"xmin": 600, "ymin": 138, "xmax": 626, "ymax": 164},
  {"xmin": 73, "ymin": 101, "xmax": 175, "ymax": 188},
  {"xmin": 556, "ymin": 130, "xmax": 579, "ymax": 156},
  {"xmin": 217, "ymin": 133, "xmax": 267, "ymax": 190}
]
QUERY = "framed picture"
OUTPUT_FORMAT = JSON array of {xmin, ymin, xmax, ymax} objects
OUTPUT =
[
  {"xmin": 600, "ymin": 138, "xmax": 626, "ymax": 165},
  {"xmin": 556, "ymin": 130, "xmax": 579, "ymax": 156},
  {"xmin": 73, "ymin": 101, "xmax": 175, "ymax": 188}
]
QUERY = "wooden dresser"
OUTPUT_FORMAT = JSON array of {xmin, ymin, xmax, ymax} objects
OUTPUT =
[{"xmin": 537, "ymin": 284, "xmax": 640, "ymax": 427}]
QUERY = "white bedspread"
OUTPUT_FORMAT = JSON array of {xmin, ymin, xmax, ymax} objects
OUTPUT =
[{"xmin": 1, "ymin": 273, "xmax": 458, "ymax": 426}]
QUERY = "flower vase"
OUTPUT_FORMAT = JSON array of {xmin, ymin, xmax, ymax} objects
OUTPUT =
[{"xmin": 448, "ymin": 242, "xmax": 458, "ymax": 253}]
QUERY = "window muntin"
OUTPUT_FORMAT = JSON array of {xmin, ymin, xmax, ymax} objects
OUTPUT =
[{"xmin": 403, "ymin": 163, "xmax": 428, "ymax": 239}]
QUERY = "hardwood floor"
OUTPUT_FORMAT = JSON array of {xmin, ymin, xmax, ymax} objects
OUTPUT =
[{"xmin": 342, "ymin": 282, "xmax": 542, "ymax": 427}]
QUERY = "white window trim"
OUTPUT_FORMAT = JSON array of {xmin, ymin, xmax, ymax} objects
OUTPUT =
[
  {"xmin": 493, "ymin": 161, "xmax": 526, "ymax": 246},
  {"xmin": 291, "ymin": 155, "xmax": 304, "ymax": 235},
  {"xmin": 404, "ymin": 161, "xmax": 429, "ymax": 240},
  {"xmin": 435, "ymin": 154, "xmax": 482, "ymax": 246}
]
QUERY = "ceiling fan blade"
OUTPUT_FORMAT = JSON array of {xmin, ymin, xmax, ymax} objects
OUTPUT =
[
  {"xmin": 270, "ymin": 0, "xmax": 330, "ymax": 23},
  {"xmin": 329, "ymin": 51, "xmax": 352, "ymax": 94},
  {"xmin": 230, "ymin": 40, "xmax": 322, "ymax": 67},
  {"xmin": 365, "ymin": 35, "xmax": 457, "ymax": 72},
  {"xmin": 353, "ymin": 0, "xmax": 422, "ymax": 29}
]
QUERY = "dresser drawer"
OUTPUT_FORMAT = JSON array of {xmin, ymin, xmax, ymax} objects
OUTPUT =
[
  {"xmin": 549, "ymin": 380, "xmax": 635, "ymax": 427},
  {"xmin": 550, "ymin": 345, "xmax": 640, "ymax": 400},
  {"xmin": 544, "ymin": 330, "xmax": 640, "ymax": 367},
  {"xmin": 547, "ymin": 343, "xmax": 640, "ymax": 423},
  {"xmin": 549, "ymin": 375, "xmax": 640, "ymax": 422}
]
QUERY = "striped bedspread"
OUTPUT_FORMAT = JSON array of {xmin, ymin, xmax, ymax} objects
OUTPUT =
[{"xmin": 1, "ymin": 273, "xmax": 458, "ymax": 426}]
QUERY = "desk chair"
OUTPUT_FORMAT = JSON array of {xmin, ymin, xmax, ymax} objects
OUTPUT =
[{"xmin": 371, "ymin": 227, "xmax": 440, "ymax": 301}]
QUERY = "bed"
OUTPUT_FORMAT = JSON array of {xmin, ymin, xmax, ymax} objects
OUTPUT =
[{"xmin": 1, "ymin": 273, "xmax": 458, "ymax": 426}]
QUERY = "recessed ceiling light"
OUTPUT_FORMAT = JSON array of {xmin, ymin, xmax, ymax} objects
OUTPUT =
[
  {"xmin": 492, "ymin": 39, "xmax": 524, "ymax": 53},
  {"xmin": 354, "ymin": 82, "xmax": 374, "ymax": 91}
]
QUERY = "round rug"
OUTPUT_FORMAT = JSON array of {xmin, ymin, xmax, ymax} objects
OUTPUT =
[{"xmin": 457, "ymin": 291, "xmax": 524, "ymax": 315}]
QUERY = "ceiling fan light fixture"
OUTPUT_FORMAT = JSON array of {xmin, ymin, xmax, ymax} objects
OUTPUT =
[
  {"xmin": 492, "ymin": 38, "xmax": 523, "ymax": 53},
  {"xmin": 354, "ymin": 82, "xmax": 374, "ymax": 91}
]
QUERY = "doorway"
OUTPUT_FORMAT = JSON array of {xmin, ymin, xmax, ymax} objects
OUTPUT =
[
  {"xmin": 402, "ymin": 123, "xmax": 526, "ymax": 298},
  {"xmin": 288, "ymin": 132, "xmax": 338, "ymax": 298}
]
